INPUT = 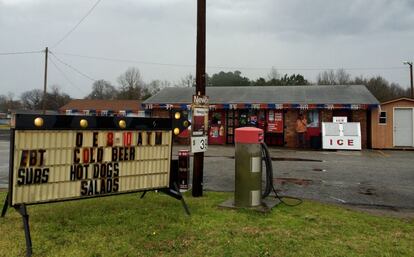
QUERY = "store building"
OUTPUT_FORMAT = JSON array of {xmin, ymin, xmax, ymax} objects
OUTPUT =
[
  {"xmin": 59, "ymin": 99, "xmax": 143, "ymax": 116},
  {"xmin": 143, "ymin": 85, "xmax": 379, "ymax": 148},
  {"xmin": 371, "ymin": 97, "xmax": 414, "ymax": 149}
]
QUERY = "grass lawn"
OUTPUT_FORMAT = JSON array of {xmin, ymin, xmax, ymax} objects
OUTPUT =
[{"xmin": 0, "ymin": 191, "xmax": 413, "ymax": 257}]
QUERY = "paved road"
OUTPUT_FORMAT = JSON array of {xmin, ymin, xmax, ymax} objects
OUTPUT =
[
  {"xmin": 1, "ymin": 137, "xmax": 414, "ymax": 212},
  {"xmin": 172, "ymin": 145, "xmax": 414, "ymax": 211}
]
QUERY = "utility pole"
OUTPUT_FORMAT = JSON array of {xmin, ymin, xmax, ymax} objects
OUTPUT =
[
  {"xmin": 42, "ymin": 47, "xmax": 48, "ymax": 114},
  {"xmin": 403, "ymin": 61, "xmax": 413, "ymax": 99},
  {"xmin": 192, "ymin": 0, "xmax": 206, "ymax": 197}
]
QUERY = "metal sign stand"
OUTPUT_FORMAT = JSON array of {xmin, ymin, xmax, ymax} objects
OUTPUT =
[
  {"xmin": 1, "ymin": 193, "xmax": 9, "ymax": 217},
  {"xmin": 14, "ymin": 204, "xmax": 33, "ymax": 257},
  {"xmin": 141, "ymin": 182, "xmax": 190, "ymax": 216}
]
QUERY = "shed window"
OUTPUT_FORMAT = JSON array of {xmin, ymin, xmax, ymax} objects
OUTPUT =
[{"xmin": 379, "ymin": 111, "xmax": 387, "ymax": 124}]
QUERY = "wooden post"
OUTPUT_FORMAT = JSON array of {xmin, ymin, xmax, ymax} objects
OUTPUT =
[
  {"xmin": 42, "ymin": 47, "xmax": 48, "ymax": 114},
  {"xmin": 192, "ymin": 0, "xmax": 206, "ymax": 197}
]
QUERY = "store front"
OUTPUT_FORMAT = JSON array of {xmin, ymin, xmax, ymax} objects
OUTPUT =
[{"xmin": 142, "ymin": 85, "xmax": 379, "ymax": 149}]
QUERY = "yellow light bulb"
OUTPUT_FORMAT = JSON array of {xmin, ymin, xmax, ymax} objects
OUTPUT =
[
  {"xmin": 174, "ymin": 128, "xmax": 180, "ymax": 135},
  {"xmin": 119, "ymin": 119, "xmax": 126, "ymax": 129},
  {"xmin": 174, "ymin": 112, "xmax": 181, "ymax": 119},
  {"xmin": 80, "ymin": 119, "xmax": 88, "ymax": 128},
  {"xmin": 34, "ymin": 117, "xmax": 44, "ymax": 127}
]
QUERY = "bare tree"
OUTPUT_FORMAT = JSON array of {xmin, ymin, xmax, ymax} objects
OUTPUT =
[
  {"xmin": 142, "ymin": 80, "xmax": 171, "ymax": 100},
  {"xmin": 177, "ymin": 73, "xmax": 195, "ymax": 87},
  {"xmin": 117, "ymin": 67, "xmax": 144, "ymax": 99},
  {"xmin": 336, "ymin": 68, "xmax": 352, "ymax": 85},
  {"xmin": 0, "ymin": 93, "xmax": 22, "ymax": 111},
  {"xmin": 317, "ymin": 69, "xmax": 352, "ymax": 85},
  {"xmin": 317, "ymin": 70, "xmax": 336, "ymax": 85},
  {"xmin": 21, "ymin": 89, "xmax": 44, "ymax": 110},
  {"xmin": 86, "ymin": 80, "xmax": 118, "ymax": 100},
  {"xmin": 267, "ymin": 66, "xmax": 280, "ymax": 81},
  {"xmin": 45, "ymin": 85, "xmax": 71, "ymax": 110}
]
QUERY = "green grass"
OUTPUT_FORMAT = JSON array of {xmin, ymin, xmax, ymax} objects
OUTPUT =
[{"xmin": 0, "ymin": 192, "xmax": 413, "ymax": 257}]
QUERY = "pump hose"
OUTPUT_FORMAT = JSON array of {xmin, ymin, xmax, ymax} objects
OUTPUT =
[{"xmin": 261, "ymin": 142, "xmax": 303, "ymax": 206}]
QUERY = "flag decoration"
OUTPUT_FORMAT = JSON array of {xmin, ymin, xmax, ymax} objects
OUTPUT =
[{"xmin": 141, "ymin": 103, "xmax": 379, "ymax": 110}]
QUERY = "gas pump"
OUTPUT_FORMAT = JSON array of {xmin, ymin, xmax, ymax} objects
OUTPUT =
[{"xmin": 220, "ymin": 126, "xmax": 302, "ymax": 211}]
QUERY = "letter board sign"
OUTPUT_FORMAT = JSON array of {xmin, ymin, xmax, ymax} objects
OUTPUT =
[{"xmin": 8, "ymin": 114, "xmax": 173, "ymax": 206}]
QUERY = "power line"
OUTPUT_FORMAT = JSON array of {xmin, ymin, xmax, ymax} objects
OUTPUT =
[
  {"xmin": 48, "ymin": 55, "xmax": 88, "ymax": 95},
  {"xmin": 52, "ymin": 0, "xmax": 103, "ymax": 48},
  {"xmin": 50, "ymin": 51, "xmax": 96, "ymax": 82},
  {"xmin": 0, "ymin": 50, "xmax": 43, "ymax": 56},
  {"xmin": 53, "ymin": 51, "xmax": 406, "ymax": 72},
  {"xmin": 54, "ymin": 52, "xmax": 194, "ymax": 68}
]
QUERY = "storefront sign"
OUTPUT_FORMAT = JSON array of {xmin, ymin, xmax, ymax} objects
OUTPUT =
[
  {"xmin": 267, "ymin": 110, "xmax": 283, "ymax": 133},
  {"xmin": 8, "ymin": 115, "xmax": 173, "ymax": 206},
  {"xmin": 191, "ymin": 95, "xmax": 209, "ymax": 153},
  {"xmin": 322, "ymin": 122, "xmax": 361, "ymax": 150},
  {"xmin": 333, "ymin": 116, "xmax": 348, "ymax": 123}
]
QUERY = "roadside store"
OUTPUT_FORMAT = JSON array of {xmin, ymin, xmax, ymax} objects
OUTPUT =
[{"xmin": 143, "ymin": 85, "xmax": 379, "ymax": 149}]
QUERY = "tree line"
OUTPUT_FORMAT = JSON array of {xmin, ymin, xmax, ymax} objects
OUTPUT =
[{"xmin": 0, "ymin": 67, "xmax": 410, "ymax": 112}]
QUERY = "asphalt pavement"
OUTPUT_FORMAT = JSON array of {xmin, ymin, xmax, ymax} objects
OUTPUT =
[{"xmin": 1, "ymin": 133, "xmax": 414, "ymax": 215}]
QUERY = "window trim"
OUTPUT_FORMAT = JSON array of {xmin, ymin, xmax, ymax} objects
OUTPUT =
[{"xmin": 379, "ymin": 111, "xmax": 387, "ymax": 125}]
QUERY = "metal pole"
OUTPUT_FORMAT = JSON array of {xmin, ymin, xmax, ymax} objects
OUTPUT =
[
  {"xmin": 409, "ymin": 63, "xmax": 413, "ymax": 99},
  {"xmin": 42, "ymin": 47, "xmax": 48, "ymax": 114},
  {"xmin": 192, "ymin": 0, "xmax": 206, "ymax": 197}
]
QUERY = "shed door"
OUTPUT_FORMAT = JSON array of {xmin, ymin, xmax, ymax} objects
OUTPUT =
[{"xmin": 394, "ymin": 108, "xmax": 413, "ymax": 147}]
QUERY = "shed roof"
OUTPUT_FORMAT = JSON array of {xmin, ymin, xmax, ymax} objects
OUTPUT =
[
  {"xmin": 144, "ymin": 85, "xmax": 379, "ymax": 105},
  {"xmin": 380, "ymin": 97, "xmax": 414, "ymax": 106},
  {"xmin": 59, "ymin": 99, "xmax": 140, "ymax": 112}
]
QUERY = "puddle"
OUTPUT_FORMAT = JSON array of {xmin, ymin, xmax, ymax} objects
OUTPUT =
[
  {"xmin": 274, "ymin": 177, "xmax": 314, "ymax": 186},
  {"xmin": 359, "ymin": 188, "xmax": 376, "ymax": 196},
  {"xmin": 205, "ymin": 156, "xmax": 323, "ymax": 162}
]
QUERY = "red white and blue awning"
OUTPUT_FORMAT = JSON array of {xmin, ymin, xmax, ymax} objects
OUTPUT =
[{"xmin": 141, "ymin": 103, "xmax": 379, "ymax": 111}]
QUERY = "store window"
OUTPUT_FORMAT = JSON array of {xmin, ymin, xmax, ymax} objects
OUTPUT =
[
  {"xmin": 379, "ymin": 111, "xmax": 387, "ymax": 124},
  {"xmin": 307, "ymin": 110, "xmax": 320, "ymax": 127}
]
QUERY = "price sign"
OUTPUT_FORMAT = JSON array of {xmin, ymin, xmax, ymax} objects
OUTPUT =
[{"xmin": 191, "ymin": 136, "xmax": 208, "ymax": 153}]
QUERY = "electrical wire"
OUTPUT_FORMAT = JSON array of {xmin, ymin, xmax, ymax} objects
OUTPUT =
[
  {"xmin": 49, "ymin": 55, "xmax": 88, "ymax": 95},
  {"xmin": 53, "ymin": 51, "xmax": 406, "ymax": 71},
  {"xmin": 261, "ymin": 142, "xmax": 303, "ymax": 207},
  {"xmin": 0, "ymin": 50, "xmax": 43, "ymax": 56},
  {"xmin": 54, "ymin": 52, "xmax": 195, "ymax": 68},
  {"xmin": 49, "ymin": 51, "xmax": 96, "ymax": 82},
  {"xmin": 52, "ymin": 0, "xmax": 103, "ymax": 48}
]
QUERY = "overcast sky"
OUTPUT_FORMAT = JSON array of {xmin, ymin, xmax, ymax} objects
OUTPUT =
[{"xmin": 1, "ymin": 0, "xmax": 413, "ymax": 99}]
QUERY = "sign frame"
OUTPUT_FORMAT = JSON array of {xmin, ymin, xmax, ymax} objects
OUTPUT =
[{"xmin": 1, "ymin": 114, "xmax": 190, "ymax": 257}]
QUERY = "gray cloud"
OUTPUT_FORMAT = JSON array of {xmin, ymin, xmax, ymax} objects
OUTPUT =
[{"xmin": 0, "ymin": 0, "xmax": 413, "ymax": 99}]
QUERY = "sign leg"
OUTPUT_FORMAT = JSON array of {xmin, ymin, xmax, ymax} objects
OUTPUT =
[
  {"xmin": 1, "ymin": 193, "xmax": 8, "ymax": 218},
  {"xmin": 160, "ymin": 183, "xmax": 190, "ymax": 216},
  {"xmin": 14, "ymin": 205, "xmax": 33, "ymax": 257}
]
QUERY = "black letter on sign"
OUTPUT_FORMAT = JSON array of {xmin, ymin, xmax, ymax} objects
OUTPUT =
[
  {"xmin": 76, "ymin": 133, "xmax": 83, "ymax": 147},
  {"xmin": 80, "ymin": 181, "xmax": 88, "ymax": 196},
  {"xmin": 93, "ymin": 132, "xmax": 99, "ymax": 147}
]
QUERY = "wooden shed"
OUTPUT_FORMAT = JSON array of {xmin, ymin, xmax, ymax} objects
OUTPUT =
[{"xmin": 371, "ymin": 97, "xmax": 414, "ymax": 149}]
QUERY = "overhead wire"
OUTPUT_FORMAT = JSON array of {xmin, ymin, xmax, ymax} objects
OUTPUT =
[
  {"xmin": 53, "ymin": 51, "xmax": 406, "ymax": 72},
  {"xmin": 51, "ymin": 0, "xmax": 103, "ymax": 48},
  {"xmin": 48, "ymin": 55, "xmax": 88, "ymax": 95},
  {"xmin": 0, "ymin": 50, "xmax": 43, "ymax": 56},
  {"xmin": 49, "ymin": 51, "xmax": 96, "ymax": 82}
]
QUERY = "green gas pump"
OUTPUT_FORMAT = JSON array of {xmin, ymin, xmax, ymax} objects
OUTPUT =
[{"xmin": 234, "ymin": 127, "xmax": 264, "ymax": 207}]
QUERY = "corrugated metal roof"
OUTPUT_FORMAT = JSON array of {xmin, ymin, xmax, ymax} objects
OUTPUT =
[{"xmin": 144, "ymin": 85, "xmax": 379, "ymax": 105}]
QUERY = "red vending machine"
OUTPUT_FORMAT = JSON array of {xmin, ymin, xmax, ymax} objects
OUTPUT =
[{"xmin": 265, "ymin": 110, "xmax": 284, "ymax": 146}]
